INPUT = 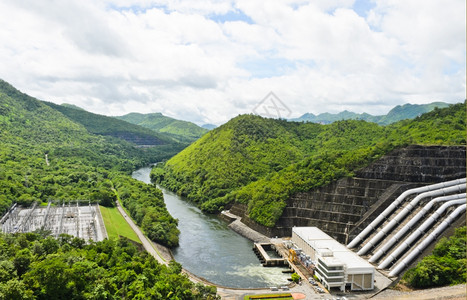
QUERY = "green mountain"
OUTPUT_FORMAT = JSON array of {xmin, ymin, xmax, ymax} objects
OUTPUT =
[
  {"xmin": 377, "ymin": 102, "xmax": 451, "ymax": 125},
  {"xmin": 44, "ymin": 102, "xmax": 186, "ymax": 162},
  {"xmin": 153, "ymin": 102, "xmax": 466, "ymax": 227},
  {"xmin": 0, "ymin": 79, "xmax": 179, "ymax": 247},
  {"xmin": 61, "ymin": 103, "xmax": 86, "ymax": 111},
  {"xmin": 116, "ymin": 112, "xmax": 208, "ymax": 142},
  {"xmin": 292, "ymin": 102, "xmax": 450, "ymax": 125},
  {"xmin": 294, "ymin": 110, "xmax": 378, "ymax": 124},
  {"xmin": 45, "ymin": 102, "xmax": 173, "ymax": 146}
]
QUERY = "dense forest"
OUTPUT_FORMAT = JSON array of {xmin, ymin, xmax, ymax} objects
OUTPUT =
[
  {"xmin": 153, "ymin": 102, "xmax": 466, "ymax": 227},
  {"xmin": 0, "ymin": 232, "xmax": 218, "ymax": 299},
  {"xmin": 0, "ymin": 80, "xmax": 179, "ymax": 247}
]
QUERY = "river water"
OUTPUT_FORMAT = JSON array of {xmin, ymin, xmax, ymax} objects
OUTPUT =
[{"xmin": 132, "ymin": 166, "xmax": 290, "ymax": 288}]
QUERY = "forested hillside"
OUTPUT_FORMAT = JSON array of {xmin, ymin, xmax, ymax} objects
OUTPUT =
[
  {"xmin": 153, "ymin": 102, "xmax": 466, "ymax": 227},
  {"xmin": 117, "ymin": 112, "xmax": 208, "ymax": 143},
  {"xmin": 0, "ymin": 80, "xmax": 179, "ymax": 247},
  {"xmin": 293, "ymin": 102, "xmax": 450, "ymax": 125},
  {"xmin": 44, "ymin": 102, "xmax": 186, "ymax": 161}
]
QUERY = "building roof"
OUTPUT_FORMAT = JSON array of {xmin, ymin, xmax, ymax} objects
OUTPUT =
[{"xmin": 293, "ymin": 227, "xmax": 374, "ymax": 274}]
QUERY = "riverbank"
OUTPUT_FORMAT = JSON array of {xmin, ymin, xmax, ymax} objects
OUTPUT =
[
  {"xmin": 150, "ymin": 237, "xmax": 288, "ymax": 300},
  {"xmin": 221, "ymin": 210, "xmax": 270, "ymax": 243},
  {"xmin": 150, "ymin": 210, "xmax": 280, "ymax": 287},
  {"xmin": 130, "ymin": 168, "xmax": 459, "ymax": 300},
  {"xmin": 152, "ymin": 211, "xmax": 271, "ymax": 262},
  {"xmin": 147, "ymin": 210, "xmax": 305, "ymax": 300}
]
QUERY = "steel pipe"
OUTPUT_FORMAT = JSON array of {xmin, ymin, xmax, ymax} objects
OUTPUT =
[
  {"xmin": 388, "ymin": 204, "xmax": 466, "ymax": 277},
  {"xmin": 378, "ymin": 198, "xmax": 465, "ymax": 269},
  {"xmin": 369, "ymin": 193, "xmax": 466, "ymax": 263},
  {"xmin": 347, "ymin": 178, "xmax": 466, "ymax": 249},
  {"xmin": 357, "ymin": 183, "xmax": 465, "ymax": 255}
]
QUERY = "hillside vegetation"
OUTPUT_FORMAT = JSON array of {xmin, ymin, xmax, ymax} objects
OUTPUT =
[
  {"xmin": 44, "ymin": 102, "xmax": 186, "ymax": 161},
  {"xmin": 402, "ymin": 226, "xmax": 466, "ymax": 288},
  {"xmin": 0, "ymin": 80, "xmax": 179, "ymax": 247},
  {"xmin": 292, "ymin": 102, "xmax": 450, "ymax": 125},
  {"xmin": 117, "ymin": 112, "xmax": 208, "ymax": 143},
  {"xmin": 0, "ymin": 232, "xmax": 218, "ymax": 299},
  {"xmin": 153, "ymin": 102, "xmax": 466, "ymax": 227}
]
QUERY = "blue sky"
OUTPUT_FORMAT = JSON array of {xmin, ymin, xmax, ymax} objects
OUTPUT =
[
  {"xmin": 0, "ymin": 0, "xmax": 464, "ymax": 125},
  {"xmin": 210, "ymin": 9, "xmax": 254, "ymax": 24},
  {"xmin": 352, "ymin": 0, "xmax": 375, "ymax": 17}
]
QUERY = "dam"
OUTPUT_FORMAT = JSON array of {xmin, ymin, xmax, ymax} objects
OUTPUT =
[{"xmin": 228, "ymin": 145, "xmax": 466, "ymax": 276}]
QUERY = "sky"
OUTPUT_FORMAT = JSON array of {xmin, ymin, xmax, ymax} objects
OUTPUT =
[{"xmin": 0, "ymin": 0, "xmax": 465, "ymax": 125}]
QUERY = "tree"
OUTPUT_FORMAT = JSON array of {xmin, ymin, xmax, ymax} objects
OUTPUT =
[
  {"xmin": 42, "ymin": 237, "xmax": 59, "ymax": 255},
  {"xmin": 0, "ymin": 279, "xmax": 34, "ymax": 300},
  {"xmin": 13, "ymin": 249, "xmax": 31, "ymax": 277},
  {"xmin": 291, "ymin": 273, "xmax": 300, "ymax": 283},
  {"xmin": 168, "ymin": 260, "xmax": 182, "ymax": 274},
  {"xmin": 0, "ymin": 260, "xmax": 16, "ymax": 282},
  {"xmin": 23, "ymin": 254, "xmax": 72, "ymax": 299},
  {"xmin": 402, "ymin": 226, "xmax": 467, "ymax": 288},
  {"xmin": 91, "ymin": 189, "xmax": 116, "ymax": 207}
]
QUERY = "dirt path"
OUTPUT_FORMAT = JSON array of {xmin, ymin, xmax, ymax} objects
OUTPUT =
[{"xmin": 373, "ymin": 284, "xmax": 466, "ymax": 300}]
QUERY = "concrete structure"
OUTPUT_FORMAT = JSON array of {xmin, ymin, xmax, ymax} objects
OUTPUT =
[
  {"xmin": 1, "ymin": 201, "xmax": 107, "ymax": 242},
  {"xmin": 292, "ymin": 227, "xmax": 375, "ymax": 292},
  {"xmin": 227, "ymin": 146, "xmax": 466, "ymax": 242},
  {"xmin": 253, "ymin": 243, "xmax": 288, "ymax": 267}
]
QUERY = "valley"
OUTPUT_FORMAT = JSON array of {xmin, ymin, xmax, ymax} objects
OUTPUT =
[
  {"xmin": 0, "ymin": 1, "xmax": 464, "ymax": 299},
  {"xmin": 0, "ymin": 78, "xmax": 465, "ymax": 299}
]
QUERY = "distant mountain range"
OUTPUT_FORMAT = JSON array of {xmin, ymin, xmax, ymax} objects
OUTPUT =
[
  {"xmin": 201, "ymin": 123, "xmax": 217, "ymax": 130},
  {"xmin": 291, "ymin": 102, "xmax": 451, "ymax": 125},
  {"xmin": 57, "ymin": 101, "xmax": 451, "ymax": 145},
  {"xmin": 116, "ymin": 112, "xmax": 208, "ymax": 143}
]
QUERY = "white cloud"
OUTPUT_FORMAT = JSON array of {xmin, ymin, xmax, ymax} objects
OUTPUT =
[{"xmin": 0, "ymin": 0, "xmax": 464, "ymax": 125}]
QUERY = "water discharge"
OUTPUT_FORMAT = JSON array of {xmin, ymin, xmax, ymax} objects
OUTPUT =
[{"xmin": 132, "ymin": 166, "xmax": 291, "ymax": 288}]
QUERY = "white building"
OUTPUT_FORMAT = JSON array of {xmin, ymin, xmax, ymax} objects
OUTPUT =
[{"xmin": 292, "ymin": 227, "xmax": 375, "ymax": 292}]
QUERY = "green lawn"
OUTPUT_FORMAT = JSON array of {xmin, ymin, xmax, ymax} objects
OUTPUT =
[{"xmin": 99, "ymin": 205, "xmax": 141, "ymax": 243}]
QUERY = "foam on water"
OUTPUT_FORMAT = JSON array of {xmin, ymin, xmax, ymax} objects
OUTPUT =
[{"xmin": 227, "ymin": 264, "xmax": 291, "ymax": 287}]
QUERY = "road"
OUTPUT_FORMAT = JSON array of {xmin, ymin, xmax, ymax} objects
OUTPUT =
[{"xmin": 115, "ymin": 201, "xmax": 166, "ymax": 265}]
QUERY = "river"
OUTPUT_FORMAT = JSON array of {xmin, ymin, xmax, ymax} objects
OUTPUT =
[{"xmin": 132, "ymin": 166, "xmax": 291, "ymax": 288}]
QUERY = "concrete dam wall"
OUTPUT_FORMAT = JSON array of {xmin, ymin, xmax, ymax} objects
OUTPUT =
[{"xmin": 230, "ymin": 145, "xmax": 466, "ymax": 242}]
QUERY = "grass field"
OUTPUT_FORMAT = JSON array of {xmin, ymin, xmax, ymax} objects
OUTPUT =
[{"xmin": 99, "ymin": 205, "xmax": 141, "ymax": 243}]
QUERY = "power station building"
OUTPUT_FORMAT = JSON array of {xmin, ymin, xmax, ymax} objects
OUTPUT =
[{"xmin": 291, "ymin": 227, "xmax": 375, "ymax": 292}]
